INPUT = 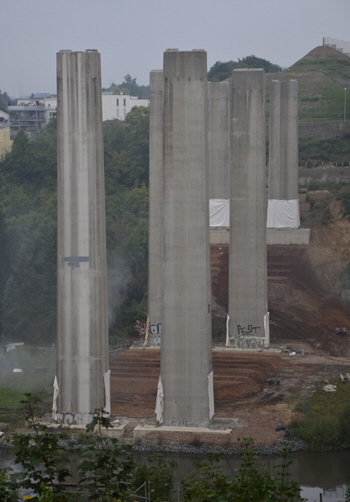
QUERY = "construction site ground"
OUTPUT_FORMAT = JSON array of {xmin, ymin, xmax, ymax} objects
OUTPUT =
[{"xmin": 110, "ymin": 193, "xmax": 350, "ymax": 449}]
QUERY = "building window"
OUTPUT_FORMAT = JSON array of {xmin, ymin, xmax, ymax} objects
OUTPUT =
[
  {"xmin": 116, "ymin": 98, "xmax": 119, "ymax": 106},
  {"xmin": 123, "ymin": 98, "xmax": 126, "ymax": 106}
]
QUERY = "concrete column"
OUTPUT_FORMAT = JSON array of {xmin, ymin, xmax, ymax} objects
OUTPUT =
[
  {"xmin": 228, "ymin": 69, "xmax": 268, "ymax": 343},
  {"xmin": 161, "ymin": 49, "xmax": 212, "ymax": 426},
  {"xmin": 269, "ymin": 80, "xmax": 299, "ymax": 200},
  {"xmin": 57, "ymin": 50, "xmax": 109, "ymax": 416},
  {"xmin": 148, "ymin": 70, "xmax": 164, "ymax": 330},
  {"xmin": 208, "ymin": 81, "xmax": 231, "ymax": 199}
]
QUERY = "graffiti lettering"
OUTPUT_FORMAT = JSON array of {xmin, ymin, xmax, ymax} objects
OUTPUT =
[
  {"xmin": 166, "ymin": 417, "xmax": 208, "ymax": 427},
  {"xmin": 237, "ymin": 324, "xmax": 261, "ymax": 336},
  {"xmin": 56, "ymin": 412, "xmax": 93, "ymax": 425},
  {"xmin": 229, "ymin": 337, "xmax": 265, "ymax": 349}
]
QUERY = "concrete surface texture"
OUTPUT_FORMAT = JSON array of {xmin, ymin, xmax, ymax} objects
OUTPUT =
[
  {"xmin": 161, "ymin": 49, "xmax": 213, "ymax": 426},
  {"xmin": 211, "ymin": 228, "xmax": 311, "ymax": 246},
  {"xmin": 208, "ymin": 81, "xmax": 231, "ymax": 199},
  {"xmin": 56, "ymin": 50, "xmax": 109, "ymax": 414},
  {"xmin": 269, "ymin": 80, "xmax": 299, "ymax": 200},
  {"xmin": 267, "ymin": 228, "xmax": 310, "ymax": 245},
  {"xmin": 148, "ymin": 70, "xmax": 164, "ymax": 329},
  {"xmin": 228, "ymin": 69, "xmax": 268, "ymax": 342}
]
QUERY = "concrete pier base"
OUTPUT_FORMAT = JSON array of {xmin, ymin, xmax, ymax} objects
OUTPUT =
[
  {"xmin": 133, "ymin": 424, "xmax": 232, "ymax": 440},
  {"xmin": 267, "ymin": 228, "xmax": 310, "ymax": 245}
]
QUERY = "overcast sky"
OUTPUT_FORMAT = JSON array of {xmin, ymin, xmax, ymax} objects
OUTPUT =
[{"xmin": 1, "ymin": 0, "xmax": 349, "ymax": 98}]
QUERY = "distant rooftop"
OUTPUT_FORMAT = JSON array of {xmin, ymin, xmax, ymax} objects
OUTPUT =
[{"xmin": 32, "ymin": 93, "xmax": 51, "ymax": 99}]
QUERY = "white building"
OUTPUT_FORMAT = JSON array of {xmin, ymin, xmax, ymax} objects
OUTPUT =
[
  {"xmin": 101, "ymin": 93, "xmax": 149, "ymax": 121},
  {"xmin": 9, "ymin": 93, "xmax": 57, "ymax": 139},
  {"xmin": 8, "ymin": 92, "xmax": 149, "ymax": 138}
]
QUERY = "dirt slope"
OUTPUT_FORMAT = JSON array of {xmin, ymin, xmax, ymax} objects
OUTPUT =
[
  {"xmin": 110, "ymin": 192, "xmax": 350, "ymax": 446},
  {"xmin": 211, "ymin": 196, "xmax": 350, "ymax": 357}
]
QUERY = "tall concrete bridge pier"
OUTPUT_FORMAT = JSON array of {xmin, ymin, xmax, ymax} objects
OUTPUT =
[
  {"xmin": 148, "ymin": 70, "xmax": 164, "ymax": 331},
  {"xmin": 268, "ymin": 79, "xmax": 300, "ymax": 229},
  {"xmin": 151, "ymin": 49, "xmax": 213, "ymax": 427},
  {"xmin": 56, "ymin": 50, "xmax": 109, "ymax": 417},
  {"xmin": 208, "ymin": 80, "xmax": 231, "ymax": 199},
  {"xmin": 228, "ymin": 69, "xmax": 268, "ymax": 343}
]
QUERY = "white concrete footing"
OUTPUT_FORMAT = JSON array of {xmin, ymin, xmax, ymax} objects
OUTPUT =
[
  {"xmin": 133, "ymin": 424, "xmax": 232, "ymax": 440},
  {"xmin": 267, "ymin": 228, "xmax": 310, "ymax": 245}
]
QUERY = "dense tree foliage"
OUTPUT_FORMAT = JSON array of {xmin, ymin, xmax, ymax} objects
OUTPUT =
[
  {"xmin": 0, "ymin": 428, "xmax": 304, "ymax": 501},
  {"xmin": 208, "ymin": 55, "xmax": 282, "ymax": 82},
  {"xmin": 102, "ymin": 74, "xmax": 150, "ymax": 97},
  {"xmin": 0, "ymin": 90, "xmax": 15, "ymax": 110},
  {"xmin": 0, "ymin": 107, "xmax": 149, "ymax": 344}
]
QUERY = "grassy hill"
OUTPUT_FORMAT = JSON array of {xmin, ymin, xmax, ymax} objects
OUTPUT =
[{"xmin": 265, "ymin": 46, "xmax": 350, "ymax": 123}]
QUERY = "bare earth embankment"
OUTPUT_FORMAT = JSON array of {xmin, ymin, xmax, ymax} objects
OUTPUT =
[{"xmin": 110, "ymin": 194, "xmax": 350, "ymax": 449}]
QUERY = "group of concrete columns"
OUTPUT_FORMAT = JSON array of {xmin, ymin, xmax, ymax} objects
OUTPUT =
[
  {"xmin": 54, "ymin": 47, "xmax": 298, "ymax": 427},
  {"xmin": 149, "ymin": 49, "xmax": 299, "ymax": 427}
]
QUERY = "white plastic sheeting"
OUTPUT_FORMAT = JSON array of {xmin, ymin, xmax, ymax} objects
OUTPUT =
[
  {"xmin": 209, "ymin": 199, "xmax": 230, "ymax": 227},
  {"xmin": 208, "ymin": 371, "xmax": 214, "ymax": 420},
  {"xmin": 155, "ymin": 375, "xmax": 164, "ymax": 424},
  {"xmin": 52, "ymin": 376, "xmax": 59, "ymax": 420},
  {"xmin": 103, "ymin": 370, "xmax": 111, "ymax": 416},
  {"xmin": 264, "ymin": 312, "xmax": 270, "ymax": 348},
  {"xmin": 267, "ymin": 199, "xmax": 300, "ymax": 229},
  {"xmin": 225, "ymin": 314, "xmax": 230, "ymax": 348}
]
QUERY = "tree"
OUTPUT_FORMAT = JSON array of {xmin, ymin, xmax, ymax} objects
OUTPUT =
[
  {"xmin": 78, "ymin": 437, "xmax": 134, "ymax": 501},
  {"xmin": 0, "ymin": 90, "xmax": 15, "ymax": 110},
  {"xmin": 118, "ymin": 74, "xmax": 150, "ymax": 97},
  {"xmin": 130, "ymin": 453, "xmax": 176, "ymax": 502},
  {"xmin": 102, "ymin": 75, "xmax": 150, "ymax": 97},
  {"xmin": 0, "ymin": 128, "xmax": 31, "ymax": 181},
  {"xmin": 181, "ymin": 438, "xmax": 304, "ymax": 502},
  {"xmin": 208, "ymin": 56, "xmax": 282, "ymax": 82},
  {"xmin": 12, "ymin": 395, "xmax": 70, "ymax": 501}
]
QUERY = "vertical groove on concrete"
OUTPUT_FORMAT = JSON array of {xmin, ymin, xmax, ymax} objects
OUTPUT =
[
  {"xmin": 161, "ymin": 49, "xmax": 212, "ymax": 426},
  {"xmin": 229, "ymin": 69, "xmax": 268, "ymax": 341},
  {"xmin": 148, "ymin": 70, "xmax": 164, "ymax": 328},
  {"xmin": 208, "ymin": 81, "xmax": 231, "ymax": 199},
  {"xmin": 57, "ymin": 50, "xmax": 109, "ymax": 415}
]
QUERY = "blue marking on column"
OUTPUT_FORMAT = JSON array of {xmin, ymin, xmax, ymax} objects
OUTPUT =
[{"xmin": 63, "ymin": 257, "xmax": 89, "ymax": 267}]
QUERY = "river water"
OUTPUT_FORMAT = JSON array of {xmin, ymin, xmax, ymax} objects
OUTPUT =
[{"xmin": 1, "ymin": 449, "xmax": 350, "ymax": 501}]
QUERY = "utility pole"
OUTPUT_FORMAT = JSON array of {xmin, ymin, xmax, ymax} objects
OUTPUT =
[{"xmin": 344, "ymin": 88, "xmax": 347, "ymax": 122}]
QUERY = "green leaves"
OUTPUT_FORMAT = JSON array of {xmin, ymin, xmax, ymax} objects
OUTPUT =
[
  {"xmin": 12, "ymin": 430, "xmax": 71, "ymax": 500},
  {"xmin": 181, "ymin": 438, "xmax": 304, "ymax": 502},
  {"xmin": 77, "ymin": 437, "xmax": 134, "ymax": 501},
  {"xmin": 208, "ymin": 56, "xmax": 282, "ymax": 82},
  {"xmin": 130, "ymin": 453, "xmax": 176, "ymax": 502},
  {"xmin": 0, "ymin": 431, "xmax": 305, "ymax": 502},
  {"xmin": 85, "ymin": 408, "xmax": 113, "ymax": 435}
]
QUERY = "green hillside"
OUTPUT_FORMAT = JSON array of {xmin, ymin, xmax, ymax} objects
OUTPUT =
[{"xmin": 265, "ymin": 46, "xmax": 350, "ymax": 122}]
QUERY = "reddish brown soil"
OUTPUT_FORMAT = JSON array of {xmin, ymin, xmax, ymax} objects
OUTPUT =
[
  {"xmin": 110, "ymin": 349, "xmax": 350, "ymax": 447},
  {"xmin": 211, "ymin": 197, "xmax": 350, "ymax": 357},
  {"xmin": 111, "ymin": 194, "xmax": 350, "ymax": 447},
  {"xmin": 110, "ymin": 351, "xmax": 292, "ymax": 418}
]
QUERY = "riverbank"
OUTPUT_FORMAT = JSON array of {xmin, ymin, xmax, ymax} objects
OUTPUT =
[{"xmin": 131, "ymin": 436, "xmax": 306, "ymax": 457}]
